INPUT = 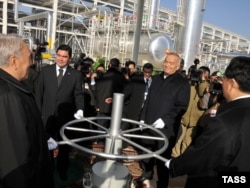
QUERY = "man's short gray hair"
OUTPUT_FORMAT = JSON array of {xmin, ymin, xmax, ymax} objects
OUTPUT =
[
  {"xmin": 165, "ymin": 52, "xmax": 182, "ymax": 65},
  {"xmin": 0, "ymin": 34, "xmax": 23, "ymax": 66}
]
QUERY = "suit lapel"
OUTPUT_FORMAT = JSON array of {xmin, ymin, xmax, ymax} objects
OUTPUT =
[{"xmin": 50, "ymin": 64, "xmax": 58, "ymax": 88}]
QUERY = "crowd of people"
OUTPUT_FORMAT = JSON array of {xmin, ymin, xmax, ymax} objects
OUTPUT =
[{"xmin": 0, "ymin": 33, "xmax": 250, "ymax": 188}]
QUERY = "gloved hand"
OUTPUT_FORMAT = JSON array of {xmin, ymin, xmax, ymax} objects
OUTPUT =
[
  {"xmin": 47, "ymin": 137, "xmax": 58, "ymax": 150},
  {"xmin": 74, "ymin": 109, "xmax": 84, "ymax": 119},
  {"xmin": 139, "ymin": 120, "xmax": 145, "ymax": 130},
  {"xmin": 165, "ymin": 159, "xmax": 171, "ymax": 168},
  {"xmin": 153, "ymin": 118, "xmax": 165, "ymax": 129}
]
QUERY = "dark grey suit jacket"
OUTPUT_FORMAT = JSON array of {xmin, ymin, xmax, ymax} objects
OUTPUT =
[{"xmin": 35, "ymin": 64, "xmax": 84, "ymax": 138}]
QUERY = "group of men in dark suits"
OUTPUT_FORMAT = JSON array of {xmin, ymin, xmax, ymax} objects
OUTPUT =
[
  {"xmin": 17, "ymin": 39, "xmax": 250, "ymax": 188},
  {"xmin": 1, "ymin": 33, "xmax": 250, "ymax": 188},
  {"xmin": 123, "ymin": 62, "xmax": 154, "ymax": 123},
  {"xmin": 27, "ymin": 41, "xmax": 250, "ymax": 188},
  {"xmin": 94, "ymin": 58, "xmax": 126, "ymax": 129},
  {"xmin": 128, "ymin": 53, "xmax": 250, "ymax": 188}
]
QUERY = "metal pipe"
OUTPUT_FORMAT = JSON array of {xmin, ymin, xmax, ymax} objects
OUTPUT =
[
  {"xmin": 14, "ymin": 0, "xmax": 19, "ymax": 22},
  {"xmin": 13, "ymin": 0, "xmax": 23, "ymax": 36},
  {"xmin": 182, "ymin": 0, "xmax": 206, "ymax": 70},
  {"xmin": 2, "ymin": 0, "xmax": 7, "ymax": 34},
  {"xmin": 18, "ymin": 22, "xmax": 23, "ymax": 36},
  {"xmin": 119, "ymin": 0, "xmax": 125, "ymax": 17},
  {"xmin": 51, "ymin": 0, "xmax": 58, "ymax": 50},
  {"xmin": 132, "ymin": 0, "xmax": 145, "ymax": 63},
  {"xmin": 148, "ymin": 0, "xmax": 160, "ymax": 29},
  {"xmin": 109, "ymin": 93, "xmax": 124, "ymax": 137},
  {"xmin": 47, "ymin": 12, "xmax": 52, "ymax": 49},
  {"xmin": 16, "ymin": 12, "xmax": 48, "ymax": 22},
  {"xmin": 217, "ymin": 52, "xmax": 250, "ymax": 58},
  {"xmin": 105, "ymin": 93, "xmax": 123, "ymax": 156}
]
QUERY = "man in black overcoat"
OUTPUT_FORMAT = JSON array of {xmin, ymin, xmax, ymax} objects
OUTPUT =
[
  {"xmin": 95, "ymin": 58, "xmax": 126, "ymax": 128},
  {"xmin": 140, "ymin": 53, "xmax": 190, "ymax": 188},
  {"xmin": 0, "ymin": 34, "xmax": 54, "ymax": 188}
]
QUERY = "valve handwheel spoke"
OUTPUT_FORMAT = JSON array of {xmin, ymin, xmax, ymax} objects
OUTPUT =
[{"xmin": 60, "ymin": 117, "xmax": 168, "ymax": 162}]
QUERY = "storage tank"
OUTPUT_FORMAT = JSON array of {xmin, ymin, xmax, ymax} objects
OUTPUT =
[{"xmin": 148, "ymin": 33, "xmax": 173, "ymax": 68}]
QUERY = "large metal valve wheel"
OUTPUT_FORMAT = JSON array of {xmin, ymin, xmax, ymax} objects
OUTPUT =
[
  {"xmin": 60, "ymin": 117, "xmax": 168, "ymax": 162},
  {"xmin": 59, "ymin": 93, "xmax": 168, "ymax": 163}
]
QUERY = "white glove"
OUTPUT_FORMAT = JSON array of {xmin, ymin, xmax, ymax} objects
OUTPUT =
[
  {"xmin": 165, "ymin": 159, "xmax": 171, "ymax": 168},
  {"xmin": 139, "ymin": 120, "xmax": 144, "ymax": 130},
  {"xmin": 47, "ymin": 137, "xmax": 58, "ymax": 150},
  {"xmin": 153, "ymin": 118, "xmax": 165, "ymax": 129},
  {"xmin": 74, "ymin": 109, "xmax": 84, "ymax": 119}
]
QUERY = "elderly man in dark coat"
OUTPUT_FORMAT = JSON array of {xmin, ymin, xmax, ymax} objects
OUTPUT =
[
  {"xmin": 140, "ymin": 53, "xmax": 190, "ymax": 188},
  {"xmin": 0, "ymin": 34, "xmax": 54, "ymax": 188}
]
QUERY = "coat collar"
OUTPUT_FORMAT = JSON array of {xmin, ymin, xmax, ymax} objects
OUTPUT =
[
  {"xmin": 218, "ymin": 98, "xmax": 250, "ymax": 114},
  {"xmin": 160, "ymin": 71, "xmax": 178, "ymax": 80},
  {"xmin": 0, "ymin": 69, "xmax": 31, "ymax": 94}
]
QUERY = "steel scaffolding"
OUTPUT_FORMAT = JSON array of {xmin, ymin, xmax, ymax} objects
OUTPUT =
[{"xmin": 0, "ymin": 0, "xmax": 249, "ymax": 70}]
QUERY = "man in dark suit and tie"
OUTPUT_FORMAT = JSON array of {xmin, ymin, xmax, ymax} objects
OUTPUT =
[{"xmin": 35, "ymin": 44, "xmax": 84, "ymax": 180}]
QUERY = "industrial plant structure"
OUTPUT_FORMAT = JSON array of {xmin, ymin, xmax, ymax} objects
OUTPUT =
[{"xmin": 0, "ymin": 0, "xmax": 249, "ymax": 71}]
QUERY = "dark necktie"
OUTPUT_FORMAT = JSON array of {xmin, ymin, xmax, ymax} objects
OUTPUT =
[
  {"xmin": 144, "ymin": 79, "xmax": 149, "ymax": 100},
  {"xmin": 145, "ymin": 79, "xmax": 149, "ymax": 93},
  {"xmin": 57, "ymin": 68, "xmax": 64, "ymax": 86}
]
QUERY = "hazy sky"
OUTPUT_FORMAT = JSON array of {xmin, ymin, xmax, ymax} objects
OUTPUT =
[{"xmin": 160, "ymin": 0, "xmax": 250, "ymax": 39}]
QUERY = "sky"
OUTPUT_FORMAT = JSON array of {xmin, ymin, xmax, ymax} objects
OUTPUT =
[{"xmin": 160, "ymin": 0, "xmax": 250, "ymax": 39}]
